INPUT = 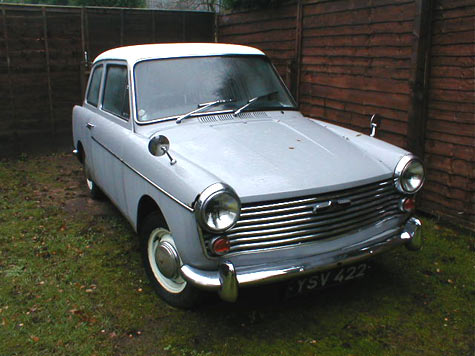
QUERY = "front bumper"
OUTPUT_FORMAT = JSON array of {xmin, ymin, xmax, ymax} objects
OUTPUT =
[{"xmin": 180, "ymin": 217, "xmax": 423, "ymax": 302}]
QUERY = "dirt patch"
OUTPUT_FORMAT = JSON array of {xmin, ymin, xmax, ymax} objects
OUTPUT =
[{"xmin": 28, "ymin": 152, "xmax": 119, "ymax": 218}]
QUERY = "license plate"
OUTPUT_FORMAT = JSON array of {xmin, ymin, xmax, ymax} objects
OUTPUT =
[{"xmin": 285, "ymin": 263, "xmax": 369, "ymax": 297}]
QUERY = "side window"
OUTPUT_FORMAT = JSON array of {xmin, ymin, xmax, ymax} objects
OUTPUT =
[
  {"xmin": 102, "ymin": 65, "xmax": 130, "ymax": 119},
  {"xmin": 86, "ymin": 65, "xmax": 103, "ymax": 106}
]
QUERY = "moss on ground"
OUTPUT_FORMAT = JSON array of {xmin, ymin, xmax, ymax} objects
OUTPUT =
[{"xmin": 0, "ymin": 153, "xmax": 473, "ymax": 356}]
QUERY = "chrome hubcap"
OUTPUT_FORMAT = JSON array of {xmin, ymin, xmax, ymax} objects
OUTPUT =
[
  {"xmin": 148, "ymin": 228, "xmax": 186, "ymax": 293},
  {"xmin": 155, "ymin": 241, "xmax": 180, "ymax": 279}
]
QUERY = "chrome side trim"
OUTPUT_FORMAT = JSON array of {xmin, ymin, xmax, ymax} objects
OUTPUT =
[{"xmin": 91, "ymin": 136, "xmax": 193, "ymax": 212}]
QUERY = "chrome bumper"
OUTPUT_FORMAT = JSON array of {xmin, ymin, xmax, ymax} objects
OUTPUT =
[{"xmin": 180, "ymin": 218, "xmax": 423, "ymax": 302}]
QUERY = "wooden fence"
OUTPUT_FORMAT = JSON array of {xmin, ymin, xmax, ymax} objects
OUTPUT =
[
  {"xmin": 218, "ymin": 0, "xmax": 474, "ymax": 229},
  {"xmin": 0, "ymin": 4, "xmax": 214, "ymax": 151}
]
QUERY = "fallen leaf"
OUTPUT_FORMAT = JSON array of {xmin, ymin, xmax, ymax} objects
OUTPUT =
[{"xmin": 31, "ymin": 336, "xmax": 39, "ymax": 342}]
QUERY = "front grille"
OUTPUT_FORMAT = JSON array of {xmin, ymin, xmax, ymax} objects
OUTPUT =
[{"xmin": 221, "ymin": 178, "xmax": 402, "ymax": 254}]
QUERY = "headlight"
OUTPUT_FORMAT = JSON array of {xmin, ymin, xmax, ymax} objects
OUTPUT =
[
  {"xmin": 195, "ymin": 183, "xmax": 241, "ymax": 233},
  {"xmin": 395, "ymin": 155, "xmax": 425, "ymax": 193}
]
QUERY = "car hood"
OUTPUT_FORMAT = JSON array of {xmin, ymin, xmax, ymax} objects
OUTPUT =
[{"xmin": 152, "ymin": 114, "xmax": 394, "ymax": 202}]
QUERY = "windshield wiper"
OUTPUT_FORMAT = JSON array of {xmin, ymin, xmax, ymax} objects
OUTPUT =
[
  {"xmin": 176, "ymin": 98, "xmax": 234, "ymax": 124},
  {"xmin": 233, "ymin": 91, "xmax": 278, "ymax": 116}
]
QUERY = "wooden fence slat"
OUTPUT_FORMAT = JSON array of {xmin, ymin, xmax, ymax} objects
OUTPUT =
[
  {"xmin": 406, "ymin": 0, "xmax": 433, "ymax": 158},
  {"xmin": 42, "ymin": 6, "xmax": 55, "ymax": 137},
  {"xmin": 120, "ymin": 9, "xmax": 124, "ymax": 46},
  {"xmin": 2, "ymin": 7, "xmax": 16, "ymax": 127},
  {"xmin": 294, "ymin": 0, "xmax": 303, "ymax": 102},
  {"xmin": 152, "ymin": 10, "xmax": 156, "ymax": 42},
  {"xmin": 80, "ymin": 7, "xmax": 86, "ymax": 98}
]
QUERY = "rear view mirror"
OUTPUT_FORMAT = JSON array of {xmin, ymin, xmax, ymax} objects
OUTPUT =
[
  {"xmin": 370, "ymin": 114, "xmax": 382, "ymax": 137},
  {"xmin": 148, "ymin": 135, "xmax": 176, "ymax": 165}
]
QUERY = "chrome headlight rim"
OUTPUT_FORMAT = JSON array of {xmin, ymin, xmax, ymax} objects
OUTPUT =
[
  {"xmin": 195, "ymin": 183, "xmax": 241, "ymax": 233},
  {"xmin": 394, "ymin": 155, "xmax": 425, "ymax": 194}
]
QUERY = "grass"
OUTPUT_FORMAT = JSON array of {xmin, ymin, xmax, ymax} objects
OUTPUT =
[{"xmin": 0, "ymin": 152, "xmax": 473, "ymax": 356}]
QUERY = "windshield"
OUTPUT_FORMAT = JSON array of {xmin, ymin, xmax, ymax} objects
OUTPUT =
[{"xmin": 134, "ymin": 55, "xmax": 296, "ymax": 122}]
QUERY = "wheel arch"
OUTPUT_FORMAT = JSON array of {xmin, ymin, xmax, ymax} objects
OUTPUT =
[
  {"xmin": 76, "ymin": 141, "xmax": 85, "ymax": 164},
  {"xmin": 137, "ymin": 195, "xmax": 168, "ymax": 234}
]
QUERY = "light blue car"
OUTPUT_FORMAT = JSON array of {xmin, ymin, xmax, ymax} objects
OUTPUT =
[{"xmin": 73, "ymin": 43, "xmax": 424, "ymax": 308}]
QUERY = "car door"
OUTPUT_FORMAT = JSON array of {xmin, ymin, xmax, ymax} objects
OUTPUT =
[
  {"xmin": 82, "ymin": 63, "xmax": 104, "ymax": 183},
  {"xmin": 89, "ymin": 61, "xmax": 131, "ymax": 216}
]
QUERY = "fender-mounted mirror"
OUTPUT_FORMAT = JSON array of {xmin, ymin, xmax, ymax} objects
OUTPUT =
[
  {"xmin": 370, "ymin": 114, "xmax": 382, "ymax": 137},
  {"xmin": 148, "ymin": 135, "xmax": 176, "ymax": 165}
]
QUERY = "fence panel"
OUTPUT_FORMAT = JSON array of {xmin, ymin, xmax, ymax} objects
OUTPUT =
[
  {"xmin": 420, "ymin": 0, "xmax": 475, "ymax": 228},
  {"xmin": 0, "ymin": 4, "xmax": 214, "ymax": 151},
  {"xmin": 218, "ymin": 0, "xmax": 475, "ymax": 229},
  {"xmin": 299, "ymin": 0, "xmax": 417, "ymax": 148}
]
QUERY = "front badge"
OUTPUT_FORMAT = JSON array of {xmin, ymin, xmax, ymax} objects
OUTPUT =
[{"xmin": 312, "ymin": 199, "xmax": 352, "ymax": 214}]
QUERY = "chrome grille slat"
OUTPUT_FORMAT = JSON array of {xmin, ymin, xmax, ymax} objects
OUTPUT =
[
  {"xmin": 230, "ymin": 200, "xmax": 399, "ymax": 235},
  {"xmin": 240, "ymin": 183, "xmax": 395, "ymax": 218},
  {"xmin": 229, "ymin": 205, "xmax": 399, "ymax": 242},
  {"xmin": 241, "ymin": 179, "xmax": 393, "ymax": 213},
  {"xmin": 237, "ymin": 192, "xmax": 398, "ymax": 225},
  {"xmin": 229, "ymin": 212, "xmax": 401, "ymax": 252},
  {"xmin": 209, "ymin": 178, "xmax": 402, "ymax": 254}
]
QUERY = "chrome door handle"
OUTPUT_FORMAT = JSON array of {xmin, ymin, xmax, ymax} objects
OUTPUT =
[{"xmin": 86, "ymin": 122, "xmax": 95, "ymax": 130}]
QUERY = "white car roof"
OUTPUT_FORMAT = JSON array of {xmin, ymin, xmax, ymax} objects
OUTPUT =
[{"xmin": 94, "ymin": 43, "xmax": 265, "ymax": 65}]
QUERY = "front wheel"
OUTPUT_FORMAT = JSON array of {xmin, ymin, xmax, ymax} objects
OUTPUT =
[{"xmin": 140, "ymin": 212, "xmax": 203, "ymax": 308}]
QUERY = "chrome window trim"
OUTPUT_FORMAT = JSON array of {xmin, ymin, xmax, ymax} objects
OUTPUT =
[
  {"xmin": 85, "ymin": 63, "xmax": 104, "ymax": 107},
  {"xmin": 90, "ymin": 136, "xmax": 193, "ymax": 212},
  {"xmin": 132, "ymin": 54, "xmax": 298, "ymax": 125},
  {"xmin": 100, "ymin": 62, "xmax": 131, "ymax": 122}
]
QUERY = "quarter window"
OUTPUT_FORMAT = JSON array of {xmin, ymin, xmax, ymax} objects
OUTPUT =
[
  {"xmin": 103, "ymin": 65, "xmax": 130, "ymax": 119},
  {"xmin": 86, "ymin": 65, "xmax": 103, "ymax": 107}
]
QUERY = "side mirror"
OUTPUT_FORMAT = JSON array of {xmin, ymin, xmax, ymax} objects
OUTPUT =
[
  {"xmin": 370, "ymin": 114, "xmax": 382, "ymax": 137},
  {"xmin": 148, "ymin": 135, "xmax": 176, "ymax": 165}
]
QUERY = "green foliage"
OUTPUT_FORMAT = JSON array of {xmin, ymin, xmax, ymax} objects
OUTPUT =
[
  {"xmin": 5, "ymin": 0, "xmax": 145, "ymax": 7},
  {"xmin": 71, "ymin": 0, "xmax": 145, "ymax": 7},
  {"xmin": 222, "ymin": 0, "xmax": 285, "ymax": 10}
]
